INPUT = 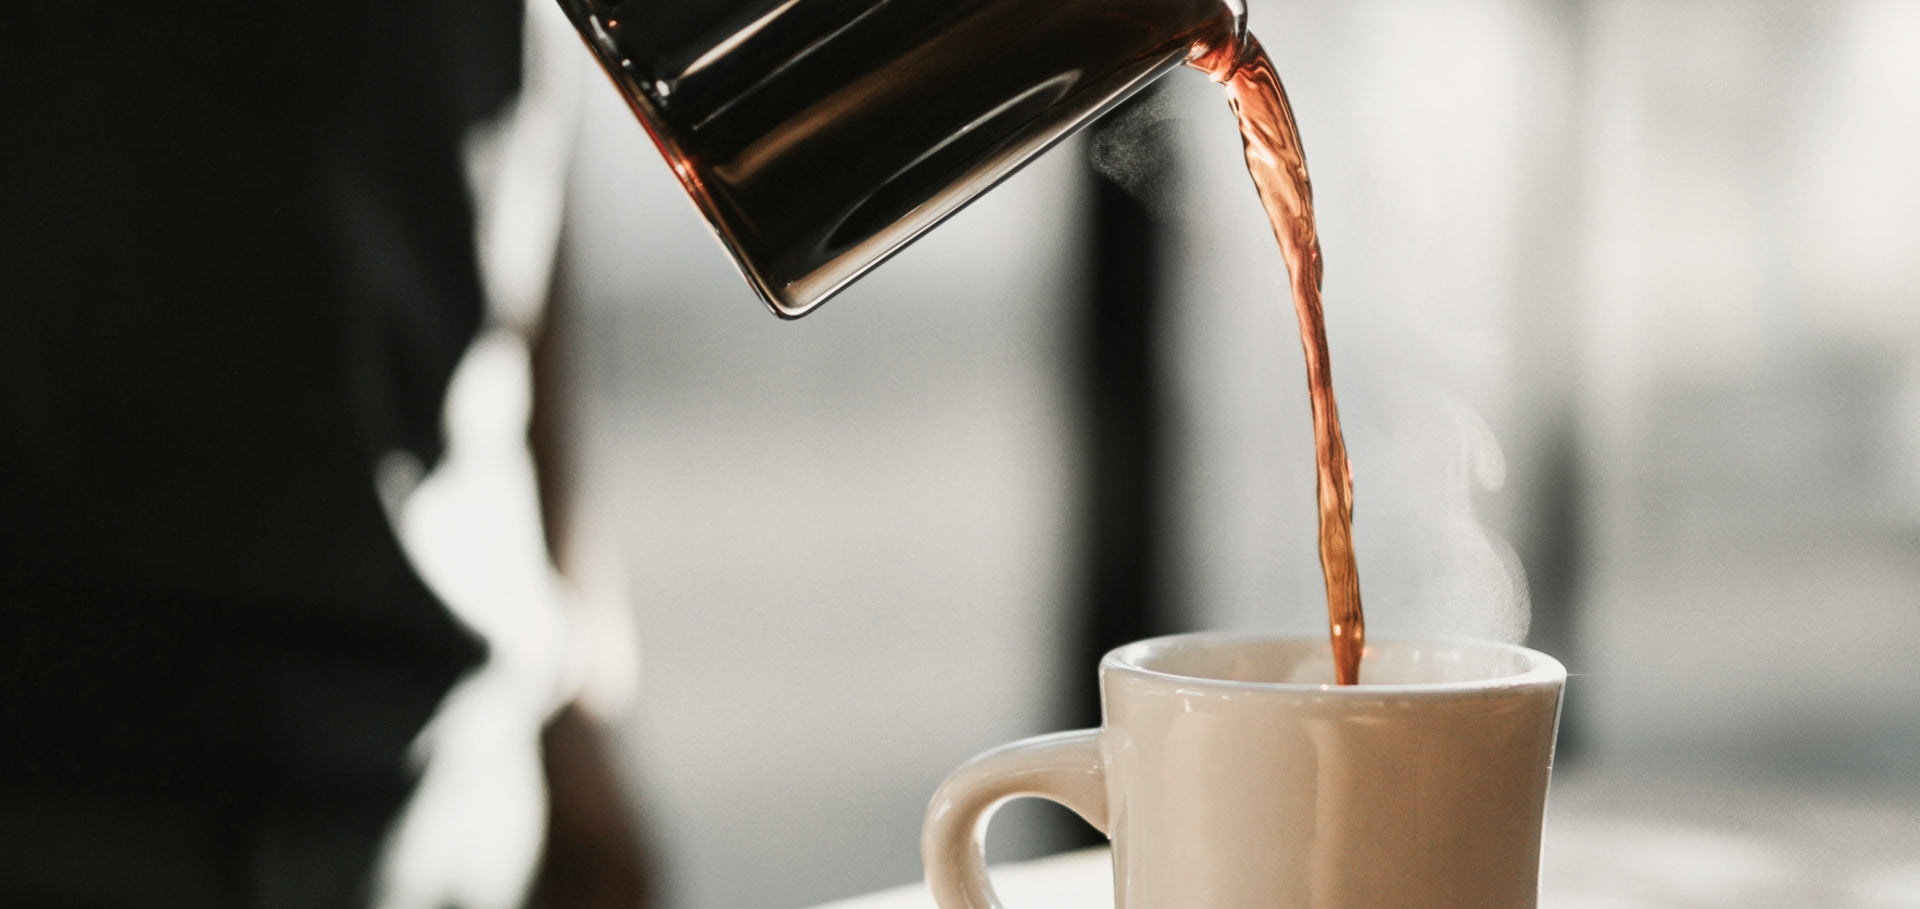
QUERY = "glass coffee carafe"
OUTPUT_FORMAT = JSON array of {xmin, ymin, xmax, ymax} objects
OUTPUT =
[{"xmin": 552, "ymin": 0, "xmax": 1244, "ymax": 317}]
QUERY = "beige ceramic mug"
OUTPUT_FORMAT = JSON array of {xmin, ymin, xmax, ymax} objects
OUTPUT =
[{"xmin": 922, "ymin": 633, "xmax": 1566, "ymax": 909}]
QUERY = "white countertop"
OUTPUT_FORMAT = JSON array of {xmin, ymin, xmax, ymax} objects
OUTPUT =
[{"xmin": 811, "ymin": 849, "xmax": 1111, "ymax": 909}]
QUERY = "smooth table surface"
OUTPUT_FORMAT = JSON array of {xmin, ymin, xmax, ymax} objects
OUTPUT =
[{"xmin": 813, "ymin": 848, "xmax": 1110, "ymax": 909}]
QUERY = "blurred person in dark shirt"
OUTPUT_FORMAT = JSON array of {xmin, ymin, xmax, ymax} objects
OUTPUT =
[{"xmin": 0, "ymin": 2, "xmax": 644, "ymax": 906}]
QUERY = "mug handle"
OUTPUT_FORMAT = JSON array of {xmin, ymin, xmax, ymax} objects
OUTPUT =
[{"xmin": 921, "ymin": 729, "xmax": 1109, "ymax": 909}]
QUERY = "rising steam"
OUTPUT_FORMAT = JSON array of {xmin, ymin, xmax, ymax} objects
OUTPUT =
[{"xmin": 1358, "ymin": 383, "xmax": 1531, "ymax": 645}]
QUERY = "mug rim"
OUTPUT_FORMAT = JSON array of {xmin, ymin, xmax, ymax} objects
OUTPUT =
[{"xmin": 1102, "ymin": 631, "xmax": 1566, "ymax": 696}]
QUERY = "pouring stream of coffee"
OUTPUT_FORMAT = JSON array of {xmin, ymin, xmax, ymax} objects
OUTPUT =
[{"xmin": 1193, "ymin": 34, "xmax": 1365, "ymax": 684}]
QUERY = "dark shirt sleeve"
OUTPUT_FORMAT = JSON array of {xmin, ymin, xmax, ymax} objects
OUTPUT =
[{"xmin": 0, "ymin": 0, "xmax": 522, "ymax": 806}]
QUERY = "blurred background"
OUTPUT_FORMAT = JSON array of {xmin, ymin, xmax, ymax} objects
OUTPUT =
[{"xmin": 545, "ymin": 0, "xmax": 1920, "ymax": 906}]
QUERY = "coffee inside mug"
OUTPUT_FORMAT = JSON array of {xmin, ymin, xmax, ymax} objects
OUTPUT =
[{"xmin": 1106, "ymin": 633, "xmax": 1555, "ymax": 688}]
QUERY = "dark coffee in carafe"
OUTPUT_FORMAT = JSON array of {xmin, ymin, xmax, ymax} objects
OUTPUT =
[{"xmin": 553, "ymin": 0, "xmax": 1242, "ymax": 316}]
